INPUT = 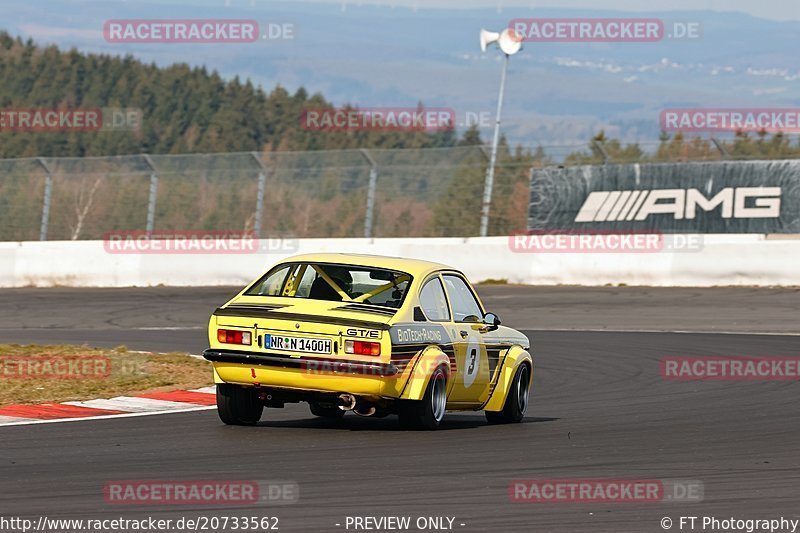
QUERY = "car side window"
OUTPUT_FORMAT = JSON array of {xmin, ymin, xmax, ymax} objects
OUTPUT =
[
  {"xmin": 419, "ymin": 277, "xmax": 450, "ymax": 321},
  {"xmin": 442, "ymin": 275, "xmax": 483, "ymax": 323},
  {"xmin": 293, "ymin": 266, "xmax": 318, "ymax": 298},
  {"xmin": 247, "ymin": 265, "xmax": 291, "ymax": 296}
]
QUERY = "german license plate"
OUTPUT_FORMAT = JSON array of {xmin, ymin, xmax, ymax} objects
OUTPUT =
[{"xmin": 263, "ymin": 334, "xmax": 332, "ymax": 354}]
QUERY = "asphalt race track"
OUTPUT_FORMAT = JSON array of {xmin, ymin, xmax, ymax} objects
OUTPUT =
[{"xmin": 1, "ymin": 286, "xmax": 799, "ymax": 532}]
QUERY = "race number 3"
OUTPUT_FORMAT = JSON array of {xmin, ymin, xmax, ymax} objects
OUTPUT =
[{"xmin": 464, "ymin": 337, "xmax": 481, "ymax": 388}]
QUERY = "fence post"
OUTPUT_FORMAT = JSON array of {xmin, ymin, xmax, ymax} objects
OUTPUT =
[
  {"xmin": 360, "ymin": 149, "xmax": 378, "ymax": 239},
  {"xmin": 526, "ymin": 164, "xmax": 536, "ymax": 232},
  {"xmin": 37, "ymin": 158, "xmax": 53, "ymax": 241},
  {"xmin": 250, "ymin": 152, "xmax": 268, "ymax": 238},
  {"xmin": 142, "ymin": 154, "xmax": 158, "ymax": 233}
]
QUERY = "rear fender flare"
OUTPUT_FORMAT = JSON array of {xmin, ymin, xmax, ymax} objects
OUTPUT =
[{"xmin": 399, "ymin": 348, "xmax": 451, "ymax": 401}]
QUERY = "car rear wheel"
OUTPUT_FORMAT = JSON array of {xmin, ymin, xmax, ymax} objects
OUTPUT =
[
  {"xmin": 486, "ymin": 363, "xmax": 530, "ymax": 424},
  {"xmin": 309, "ymin": 401, "xmax": 346, "ymax": 419},
  {"xmin": 398, "ymin": 365, "xmax": 448, "ymax": 430},
  {"xmin": 217, "ymin": 384, "xmax": 264, "ymax": 425}
]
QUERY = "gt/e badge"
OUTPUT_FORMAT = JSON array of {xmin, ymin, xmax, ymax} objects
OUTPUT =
[{"xmin": 345, "ymin": 328, "xmax": 380, "ymax": 339}]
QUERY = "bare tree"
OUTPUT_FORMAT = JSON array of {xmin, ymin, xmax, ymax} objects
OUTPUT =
[{"xmin": 70, "ymin": 177, "xmax": 103, "ymax": 240}]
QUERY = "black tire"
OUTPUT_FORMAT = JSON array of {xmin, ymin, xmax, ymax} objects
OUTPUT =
[
  {"xmin": 398, "ymin": 365, "xmax": 448, "ymax": 430},
  {"xmin": 309, "ymin": 402, "xmax": 346, "ymax": 419},
  {"xmin": 216, "ymin": 384, "xmax": 263, "ymax": 425},
  {"xmin": 486, "ymin": 363, "xmax": 531, "ymax": 424}
]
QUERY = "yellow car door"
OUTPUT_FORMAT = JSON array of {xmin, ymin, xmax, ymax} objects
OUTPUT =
[{"xmin": 440, "ymin": 273, "xmax": 491, "ymax": 405}]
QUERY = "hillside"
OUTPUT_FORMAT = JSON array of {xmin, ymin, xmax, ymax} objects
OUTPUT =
[{"xmin": 0, "ymin": 31, "xmax": 464, "ymax": 158}]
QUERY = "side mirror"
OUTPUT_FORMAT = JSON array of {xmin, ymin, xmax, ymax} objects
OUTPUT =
[{"xmin": 483, "ymin": 312, "xmax": 501, "ymax": 331}]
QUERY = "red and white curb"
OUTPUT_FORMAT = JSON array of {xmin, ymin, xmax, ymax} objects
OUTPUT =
[{"xmin": 0, "ymin": 386, "xmax": 217, "ymax": 427}]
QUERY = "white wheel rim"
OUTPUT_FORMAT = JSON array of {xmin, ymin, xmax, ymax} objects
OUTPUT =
[
  {"xmin": 517, "ymin": 366, "xmax": 530, "ymax": 414},
  {"xmin": 431, "ymin": 371, "xmax": 447, "ymax": 422}
]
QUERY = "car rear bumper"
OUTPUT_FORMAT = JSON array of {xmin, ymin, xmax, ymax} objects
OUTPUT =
[{"xmin": 204, "ymin": 348, "xmax": 406, "ymax": 397}]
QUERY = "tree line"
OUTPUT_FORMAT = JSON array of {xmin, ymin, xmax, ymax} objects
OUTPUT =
[{"xmin": 0, "ymin": 31, "xmax": 468, "ymax": 157}]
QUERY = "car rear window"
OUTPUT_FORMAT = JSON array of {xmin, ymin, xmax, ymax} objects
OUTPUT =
[{"xmin": 245, "ymin": 262, "xmax": 412, "ymax": 309}]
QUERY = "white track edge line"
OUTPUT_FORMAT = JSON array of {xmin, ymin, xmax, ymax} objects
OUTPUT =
[{"xmin": 0, "ymin": 405, "xmax": 216, "ymax": 428}]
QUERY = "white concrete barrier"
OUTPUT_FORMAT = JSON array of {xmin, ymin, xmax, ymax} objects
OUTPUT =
[{"xmin": 0, "ymin": 235, "xmax": 798, "ymax": 287}]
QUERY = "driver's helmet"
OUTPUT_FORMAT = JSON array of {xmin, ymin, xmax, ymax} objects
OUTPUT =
[{"xmin": 324, "ymin": 265, "xmax": 353, "ymax": 294}]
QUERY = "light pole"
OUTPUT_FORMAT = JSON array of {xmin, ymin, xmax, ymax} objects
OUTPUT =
[{"xmin": 479, "ymin": 28, "xmax": 522, "ymax": 237}]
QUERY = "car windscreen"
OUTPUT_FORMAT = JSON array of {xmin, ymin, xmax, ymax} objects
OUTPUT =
[{"xmin": 245, "ymin": 262, "xmax": 412, "ymax": 309}]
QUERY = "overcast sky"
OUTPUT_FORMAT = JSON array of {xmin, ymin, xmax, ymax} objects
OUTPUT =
[{"xmin": 308, "ymin": 0, "xmax": 800, "ymax": 21}]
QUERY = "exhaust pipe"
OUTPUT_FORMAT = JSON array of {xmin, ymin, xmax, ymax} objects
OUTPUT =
[
  {"xmin": 337, "ymin": 393, "xmax": 357, "ymax": 411},
  {"xmin": 353, "ymin": 402, "xmax": 376, "ymax": 417}
]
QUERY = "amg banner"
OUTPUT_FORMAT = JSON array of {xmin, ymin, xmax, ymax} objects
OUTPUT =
[{"xmin": 528, "ymin": 160, "xmax": 800, "ymax": 233}]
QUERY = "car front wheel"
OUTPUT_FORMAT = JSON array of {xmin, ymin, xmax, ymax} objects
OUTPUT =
[
  {"xmin": 486, "ymin": 363, "xmax": 530, "ymax": 424},
  {"xmin": 217, "ymin": 384, "xmax": 264, "ymax": 425}
]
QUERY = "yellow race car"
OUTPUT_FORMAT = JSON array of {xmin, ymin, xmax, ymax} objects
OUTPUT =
[{"xmin": 203, "ymin": 253, "xmax": 532, "ymax": 430}]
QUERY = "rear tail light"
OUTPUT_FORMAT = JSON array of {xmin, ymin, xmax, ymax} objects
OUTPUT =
[
  {"xmin": 217, "ymin": 329, "xmax": 252, "ymax": 345},
  {"xmin": 345, "ymin": 340, "xmax": 381, "ymax": 356}
]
